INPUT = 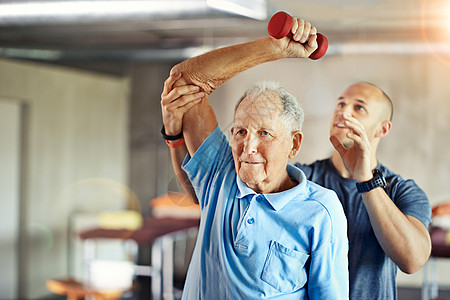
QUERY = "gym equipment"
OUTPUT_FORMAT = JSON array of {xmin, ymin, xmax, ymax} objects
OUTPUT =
[{"xmin": 268, "ymin": 11, "xmax": 328, "ymax": 60}]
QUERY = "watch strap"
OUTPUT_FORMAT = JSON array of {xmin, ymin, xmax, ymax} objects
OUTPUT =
[
  {"xmin": 161, "ymin": 125, "xmax": 183, "ymax": 141},
  {"xmin": 356, "ymin": 169, "xmax": 386, "ymax": 193}
]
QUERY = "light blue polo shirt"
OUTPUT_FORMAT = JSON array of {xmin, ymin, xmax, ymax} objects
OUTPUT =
[{"xmin": 182, "ymin": 126, "xmax": 348, "ymax": 300}]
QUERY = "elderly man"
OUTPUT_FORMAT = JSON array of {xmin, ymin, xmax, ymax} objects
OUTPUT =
[{"xmin": 160, "ymin": 18, "xmax": 348, "ymax": 299}]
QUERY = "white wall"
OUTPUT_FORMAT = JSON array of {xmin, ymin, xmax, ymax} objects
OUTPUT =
[
  {"xmin": 0, "ymin": 99, "xmax": 22, "ymax": 299},
  {"xmin": 208, "ymin": 52, "xmax": 450, "ymax": 287},
  {"xmin": 0, "ymin": 59, "xmax": 130, "ymax": 299}
]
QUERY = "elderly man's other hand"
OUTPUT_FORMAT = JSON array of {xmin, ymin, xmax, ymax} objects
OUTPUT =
[{"xmin": 161, "ymin": 71, "xmax": 205, "ymax": 136}]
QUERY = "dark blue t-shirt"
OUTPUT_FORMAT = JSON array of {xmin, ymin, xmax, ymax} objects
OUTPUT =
[{"xmin": 295, "ymin": 158, "xmax": 431, "ymax": 300}]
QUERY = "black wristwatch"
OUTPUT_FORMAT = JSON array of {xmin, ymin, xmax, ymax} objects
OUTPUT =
[
  {"xmin": 356, "ymin": 169, "xmax": 386, "ymax": 193},
  {"xmin": 161, "ymin": 125, "xmax": 183, "ymax": 141}
]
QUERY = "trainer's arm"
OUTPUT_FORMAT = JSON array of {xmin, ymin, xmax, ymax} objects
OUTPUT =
[
  {"xmin": 362, "ymin": 189, "xmax": 431, "ymax": 274},
  {"xmin": 330, "ymin": 115, "xmax": 432, "ymax": 274}
]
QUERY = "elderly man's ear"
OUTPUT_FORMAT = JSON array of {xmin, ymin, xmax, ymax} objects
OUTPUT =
[{"xmin": 289, "ymin": 131, "xmax": 303, "ymax": 159}]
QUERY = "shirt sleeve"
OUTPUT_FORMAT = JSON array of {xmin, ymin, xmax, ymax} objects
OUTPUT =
[
  {"xmin": 182, "ymin": 125, "xmax": 234, "ymax": 209},
  {"xmin": 307, "ymin": 190, "xmax": 349, "ymax": 300},
  {"xmin": 387, "ymin": 176, "xmax": 432, "ymax": 228}
]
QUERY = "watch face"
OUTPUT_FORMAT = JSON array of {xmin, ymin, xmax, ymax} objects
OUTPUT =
[
  {"xmin": 372, "ymin": 169, "xmax": 386, "ymax": 188},
  {"xmin": 356, "ymin": 169, "xmax": 386, "ymax": 193}
]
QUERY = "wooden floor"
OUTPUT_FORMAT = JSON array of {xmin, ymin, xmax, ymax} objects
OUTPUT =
[
  {"xmin": 42, "ymin": 280, "xmax": 450, "ymax": 300},
  {"xmin": 399, "ymin": 287, "xmax": 450, "ymax": 300}
]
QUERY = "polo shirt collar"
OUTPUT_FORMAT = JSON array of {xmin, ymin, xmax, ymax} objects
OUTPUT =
[{"xmin": 236, "ymin": 164, "xmax": 307, "ymax": 211}]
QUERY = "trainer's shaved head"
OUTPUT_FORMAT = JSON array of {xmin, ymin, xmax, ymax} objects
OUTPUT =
[{"xmin": 354, "ymin": 82, "xmax": 393, "ymax": 122}]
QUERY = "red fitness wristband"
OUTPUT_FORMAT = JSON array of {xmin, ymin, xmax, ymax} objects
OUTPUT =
[{"xmin": 166, "ymin": 137, "xmax": 185, "ymax": 148}]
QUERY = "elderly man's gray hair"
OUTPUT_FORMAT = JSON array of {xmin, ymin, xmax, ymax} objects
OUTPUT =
[{"xmin": 235, "ymin": 81, "xmax": 304, "ymax": 132}]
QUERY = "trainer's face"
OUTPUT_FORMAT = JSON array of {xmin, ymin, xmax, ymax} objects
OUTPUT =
[
  {"xmin": 330, "ymin": 83, "xmax": 386, "ymax": 148},
  {"xmin": 231, "ymin": 94, "xmax": 294, "ymax": 192}
]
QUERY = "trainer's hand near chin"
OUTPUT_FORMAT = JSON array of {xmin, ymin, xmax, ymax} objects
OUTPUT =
[
  {"xmin": 161, "ymin": 72, "xmax": 205, "ymax": 135},
  {"xmin": 330, "ymin": 113, "xmax": 373, "ymax": 182}
]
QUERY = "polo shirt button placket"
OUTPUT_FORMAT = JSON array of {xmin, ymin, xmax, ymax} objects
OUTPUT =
[{"xmin": 247, "ymin": 217, "xmax": 255, "ymax": 225}]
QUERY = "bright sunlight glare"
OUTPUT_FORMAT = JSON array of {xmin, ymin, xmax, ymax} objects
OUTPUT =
[{"xmin": 447, "ymin": 2, "xmax": 450, "ymax": 35}]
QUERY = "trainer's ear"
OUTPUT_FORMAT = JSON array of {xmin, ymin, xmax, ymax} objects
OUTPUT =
[
  {"xmin": 289, "ymin": 131, "xmax": 303, "ymax": 159},
  {"xmin": 375, "ymin": 120, "xmax": 392, "ymax": 138}
]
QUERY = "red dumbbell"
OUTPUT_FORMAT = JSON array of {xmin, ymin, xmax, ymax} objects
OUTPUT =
[{"xmin": 268, "ymin": 11, "xmax": 328, "ymax": 60}]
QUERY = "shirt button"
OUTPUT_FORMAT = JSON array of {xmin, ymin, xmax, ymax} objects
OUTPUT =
[{"xmin": 247, "ymin": 218, "xmax": 255, "ymax": 224}]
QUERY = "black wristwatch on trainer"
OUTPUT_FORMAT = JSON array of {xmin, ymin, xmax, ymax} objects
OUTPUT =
[{"xmin": 356, "ymin": 169, "xmax": 386, "ymax": 193}]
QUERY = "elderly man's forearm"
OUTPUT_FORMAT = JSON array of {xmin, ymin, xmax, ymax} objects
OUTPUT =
[{"xmin": 171, "ymin": 37, "xmax": 284, "ymax": 92}]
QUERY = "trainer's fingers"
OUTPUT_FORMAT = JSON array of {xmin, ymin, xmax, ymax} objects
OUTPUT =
[
  {"xmin": 346, "ymin": 131, "xmax": 363, "ymax": 145},
  {"xmin": 330, "ymin": 135, "xmax": 346, "ymax": 156},
  {"xmin": 346, "ymin": 121, "xmax": 365, "ymax": 137},
  {"xmin": 343, "ymin": 114, "xmax": 367, "ymax": 139}
]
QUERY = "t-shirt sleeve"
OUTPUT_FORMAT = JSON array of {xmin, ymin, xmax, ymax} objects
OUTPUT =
[
  {"xmin": 388, "ymin": 177, "xmax": 432, "ymax": 228},
  {"xmin": 182, "ymin": 125, "xmax": 233, "ymax": 209}
]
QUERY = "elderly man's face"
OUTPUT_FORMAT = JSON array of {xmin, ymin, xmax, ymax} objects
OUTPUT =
[{"xmin": 231, "ymin": 94, "xmax": 296, "ymax": 193}]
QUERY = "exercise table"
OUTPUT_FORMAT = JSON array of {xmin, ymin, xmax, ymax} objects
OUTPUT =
[{"xmin": 79, "ymin": 216, "xmax": 200, "ymax": 300}]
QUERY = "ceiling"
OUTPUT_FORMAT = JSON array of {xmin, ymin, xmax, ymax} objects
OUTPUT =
[{"xmin": 1, "ymin": 0, "xmax": 449, "ymax": 74}]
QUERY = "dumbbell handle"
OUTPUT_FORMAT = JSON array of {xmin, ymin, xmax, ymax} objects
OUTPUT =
[{"xmin": 268, "ymin": 11, "xmax": 328, "ymax": 60}]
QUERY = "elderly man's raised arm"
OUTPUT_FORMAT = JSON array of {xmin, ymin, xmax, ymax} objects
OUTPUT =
[
  {"xmin": 165, "ymin": 18, "xmax": 319, "ymax": 155},
  {"xmin": 161, "ymin": 17, "xmax": 319, "ymax": 199},
  {"xmin": 171, "ymin": 37, "xmax": 282, "ymax": 95},
  {"xmin": 171, "ymin": 22, "xmax": 318, "ymax": 95}
]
